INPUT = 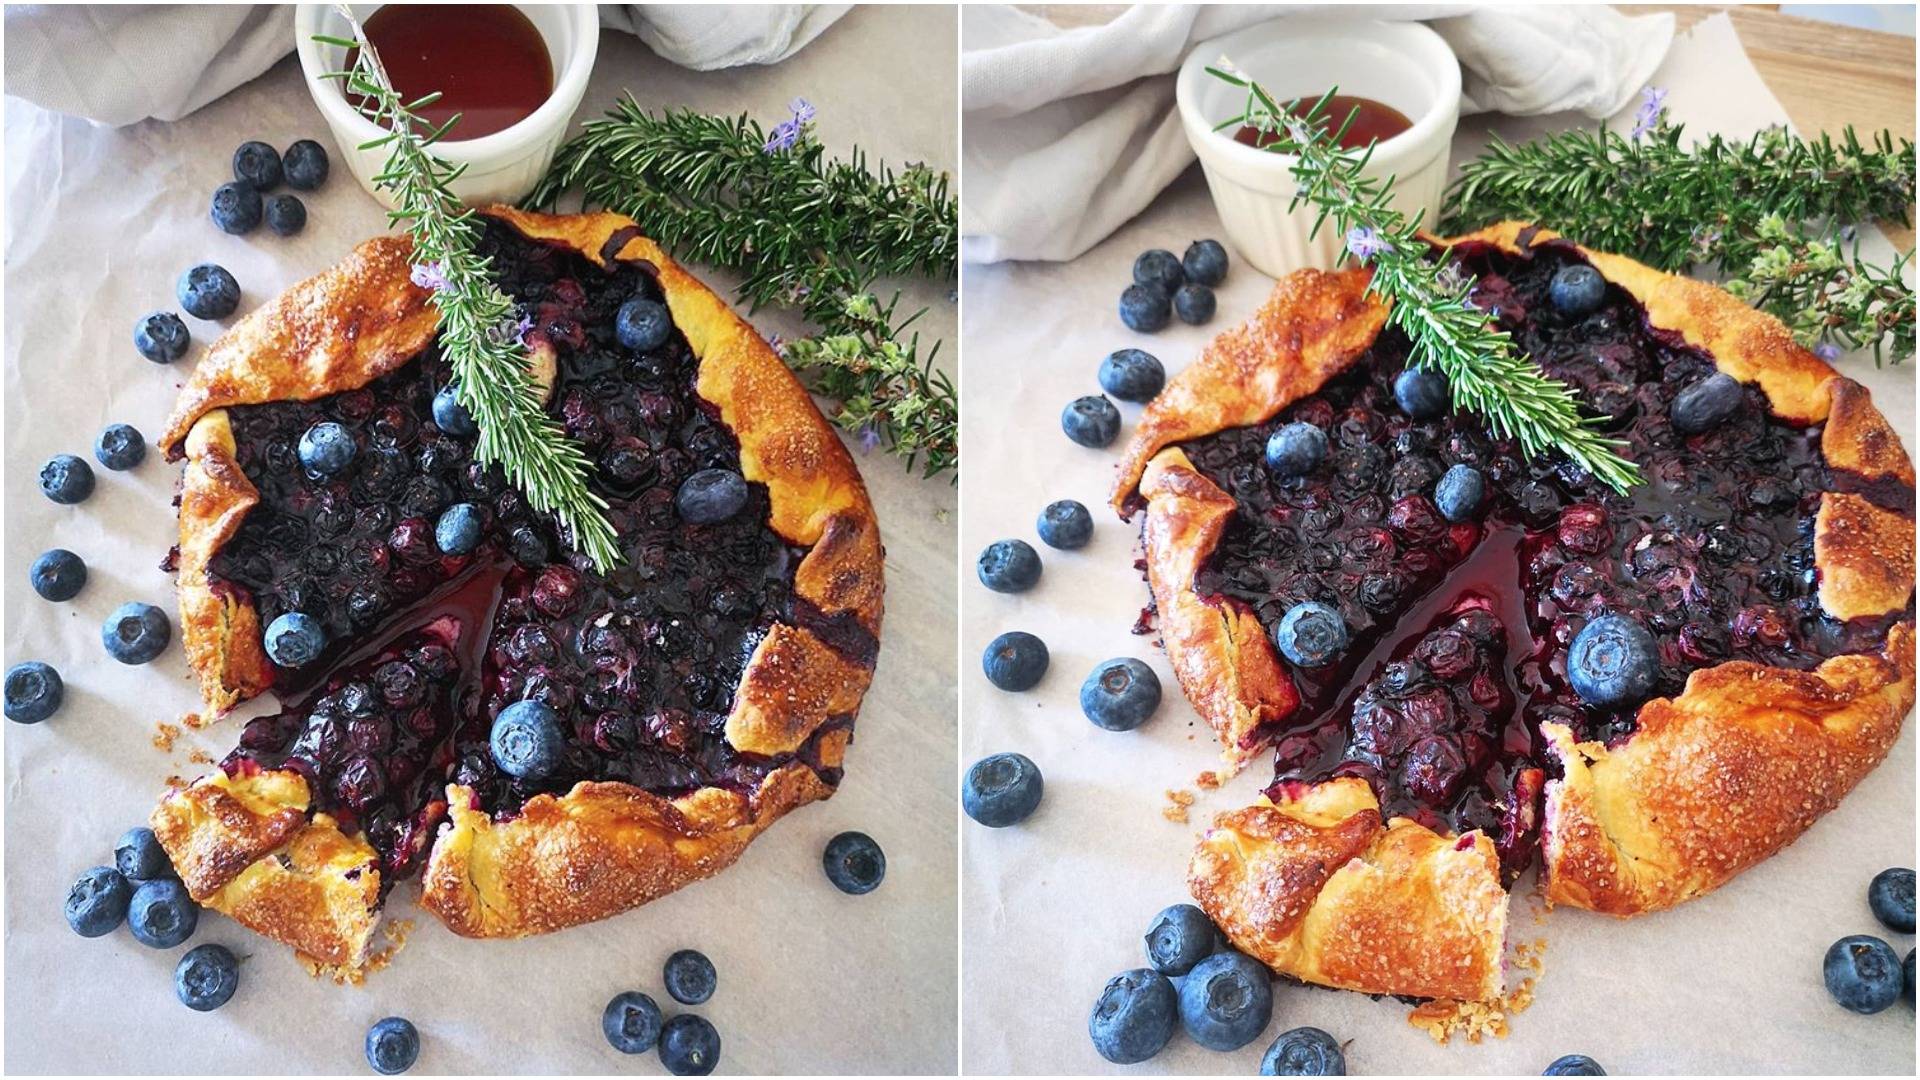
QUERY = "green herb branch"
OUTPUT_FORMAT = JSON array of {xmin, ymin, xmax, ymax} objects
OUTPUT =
[
  {"xmin": 317, "ymin": 11, "xmax": 619, "ymax": 570},
  {"xmin": 1210, "ymin": 63, "xmax": 1641, "ymax": 494}
]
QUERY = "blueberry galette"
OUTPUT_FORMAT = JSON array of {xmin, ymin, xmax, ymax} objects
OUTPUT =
[
  {"xmin": 1112, "ymin": 223, "xmax": 1914, "ymax": 1002},
  {"xmin": 150, "ymin": 208, "xmax": 884, "ymax": 973}
]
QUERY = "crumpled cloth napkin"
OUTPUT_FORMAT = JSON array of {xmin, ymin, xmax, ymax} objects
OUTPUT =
[
  {"xmin": 963, "ymin": 3, "xmax": 1673, "ymax": 264},
  {"xmin": 1, "ymin": 4, "xmax": 849, "ymax": 127}
]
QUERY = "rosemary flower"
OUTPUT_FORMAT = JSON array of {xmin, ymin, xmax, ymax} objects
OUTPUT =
[
  {"xmin": 410, "ymin": 260, "xmax": 451, "ymax": 291},
  {"xmin": 1345, "ymin": 225, "xmax": 1392, "ymax": 262},
  {"xmin": 1630, "ymin": 86, "xmax": 1668, "ymax": 139},
  {"xmin": 763, "ymin": 97, "xmax": 816, "ymax": 154},
  {"xmin": 1814, "ymin": 341, "xmax": 1843, "ymax": 362}
]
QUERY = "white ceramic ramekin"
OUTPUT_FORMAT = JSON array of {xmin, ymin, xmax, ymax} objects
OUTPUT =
[
  {"xmin": 1176, "ymin": 17, "xmax": 1461, "ymax": 278},
  {"xmin": 293, "ymin": 3, "xmax": 599, "ymax": 207}
]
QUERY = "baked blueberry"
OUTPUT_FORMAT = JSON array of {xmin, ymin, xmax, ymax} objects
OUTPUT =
[
  {"xmin": 134, "ymin": 311, "xmax": 190, "ymax": 363},
  {"xmin": 492, "ymin": 699, "xmax": 565, "ymax": 780},
  {"xmin": 1062, "ymin": 394, "xmax": 1121, "ymax": 448},
  {"xmin": 1260, "ymin": 1026, "xmax": 1345, "ymax": 1075},
  {"xmin": 663, "ymin": 948, "xmax": 718, "ymax": 1004},
  {"xmin": 1089, "ymin": 968, "xmax": 1177, "ymax": 1065},
  {"xmin": 1144, "ymin": 903, "xmax": 1216, "ymax": 976},
  {"xmin": 174, "ymin": 943, "xmax": 239, "ymax": 1011},
  {"xmin": 1098, "ymin": 348, "xmax": 1165, "ymax": 402},
  {"xmin": 1264, "ymin": 422, "xmax": 1327, "ymax": 478},
  {"xmin": 1120, "ymin": 284, "xmax": 1172, "ymax": 332},
  {"xmin": 1543, "ymin": 1055, "xmax": 1606, "ymax": 1076},
  {"xmin": 506, "ymin": 524, "xmax": 550, "ymax": 567},
  {"xmin": 1393, "ymin": 367, "xmax": 1449, "ymax": 420},
  {"xmin": 822, "ymin": 831, "xmax": 886, "ymax": 895},
  {"xmin": 298, "ymin": 420, "xmax": 357, "ymax": 477},
  {"xmin": 1080, "ymin": 658, "xmax": 1161, "ymax": 731},
  {"xmin": 1133, "ymin": 249, "xmax": 1186, "ymax": 293},
  {"xmin": 263, "ymin": 611, "xmax": 327, "ymax": 668},
  {"xmin": 431, "ymin": 385, "xmax": 478, "ymax": 436},
  {"xmin": 435, "ymin": 503, "xmax": 484, "ymax": 555},
  {"xmin": 102, "ymin": 602, "xmax": 171, "ymax": 665},
  {"xmin": 1671, "ymin": 372, "xmax": 1744, "ymax": 435},
  {"xmin": 963, "ymin": 752, "xmax": 1043, "ymax": 827},
  {"xmin": 676, "ymin": 468, "xmax": 749, "ymax": 524},
  {"xmin": 1434, "ymin": 463, "xmax": 1486, "ymax": 522},
  {"xmin": 603, "ymin": 991, "xmax": 664, "ymax": 1054},
  {"xmin": 1548, "ymin": 264, "xmax": 1606, "ymax": 317},
  {"xmin": 1177, "ymin": 950, "xmax": 1273, "ymax": 1051},
  {"xmin": 978, "ymin": 539, "xmax": 1042, "ymax": 593},
  {"xmin": 95, "ymin": 423, "xmax": 147, "ymax": 470},
  {"xmin": 1869, "ymin": 867, "xmax": 1915, "ymax": 933},
  {"xmin": 115, "ymin": 827, "xmax": 173, "ymax": 881},
  {"xmin": 127, "ymin": 878, "xmax": 199, "ymax": 948},
  {"xmin": 40, "ymin": 454, "xmax": 95, "ymax": 504},
  {"xmin": 232, "ymin": 140, "xmax": 283, "ymax": 190},
  {"xmin": 1184, "ymin": 239, "xmax": 1230, "ymax": 286},
  {"xmin": 1824, "ymin": 934, "xmax": 1903, "ymax": 1014},
  {"xmin": 264, "ymin": 193, "xmax": 307, "ymax": 236},
  {"xmin": 366, "ymin": 1016, "xmax": 421, "ymax": 1075},
  {"xmin": 616, "ymin": 296, "xmax": 672, "ymax": 352},
  {"xmin": 176, "ymin": 263, "xmax": 241, "ymax": 319},
  {"xmin": 658, "ymin": 1014, "xmax": 720, "ymax": 1076},
  {"xmin": 282, "ymin": 139, "xmax": 330, "ymax": 190},
  {"xmin": 210, "ymin": 181, "xmax": 262, "ymax": 234},
  {"xmin": 64, "ymin": 866, "xmax": 131, "ymax": 937},
  {"xmin": 5, "ymin": 661, "xmax": 63, "ymax": 724},
  {"xmin": 1173, "ymin": 283, "xmax": 1216, "ymax": 325},
  {"xmin": 983, "ymin": 631, "xmax": 1049, "ymax": 691},
  {"xmin": 29, "ymin": 549, "xmax": 87, "ymax": 602},
  {"xmin": 1037, "ymin": 499, "xmax": 1094, "ymax": 550},
  {"xmin": 1273, "ymin": 601, "xmax": 1348, "ymax": 667},
  {"xmin": 1567, "ymin": 613, "xmax": 1658, "ymax": 707}
]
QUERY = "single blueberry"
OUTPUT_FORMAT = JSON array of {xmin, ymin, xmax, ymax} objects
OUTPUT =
[
  {"xmin": 5, "ymin": 661, "xmax": 63, "ymax": 724},
  {"xmin": 822, "ymin": 831, "xmax": 886, "ymax": 895},
  {"xmin": 491, "ymin": 699, "xmax": 565, "ymax": 780},
  {"xmin": 282, "ymin": 139, "xmax": 330, "ymax": 190},
  {"xmin": 40, "ymin": 454, "xmax": 96, "ymax": 504},
  {"xmin": 1089, "ymin": 968, "xmax": 1177, "ymax": 1065},
  {"xmin": 664, "ymin": 948, "xmax": 718, "ymax": 1004},
  {"xmin": 298, "ymin": 421, "xmax": 358, "ymax": 477},
  {"xmin": 1133, "ymin": 249, "xmax": 1186, "ymax": 292},
  {"xmin": 115, "ymin": 827, "xmax": 174, "ymax": 881},
  {"xmin": 1080, "ymin": 658, "xmax": 1161, "ymax": 731},
  {"xmin": 978, "ymin": 539, "xmax": 1042, "ymax": 593},
  {"xmin": 264, "ymin": 194, "xmax": 306, "ymax": 236},
  {"xmin": 65, "ymin": 866, "xmax": 131, "ymax": 937},
  {"xmin": 506, "ymin": 524, "xmax": 550, "ymax": 567},
  {"xmin": 95, "ymin": 423, "xmax": 147, "ymax": 470},
  {"xmin": 1098, "ymin": 348, "xmax": 1165, "ymax": 402},
  {"xmin": 1869, "ymin": 867, "xmax": 1915, "ymax": 933},
  {"xmin": 1394, "ymin": 367, "xmax": 1450, "ymax": 420},
  {"xmin": 1543, "ymin": 1055, "xmax": 1607, "ymax": 1076},
  {"xmin": 102, "ymin": 602, "xmax": 171, "ymax": 665},
  {"xmin": 263, "ymin": 611, "xmax": 327, "ymax": 668},
  {"xmin": 1548, "ymin": 264, "xmax": 1606, "ymax": 318},
  {"xmin": 616, "ymin": 296, "xmax": 673, "ymax": 352},
  {"xmin": 983, "ymin": 631, "xmax": 1049, "ymax": 691},
  {"xmin": 1264, "ymin": 422, "xmax": 1327, "ymax": 478},
  {"xmin": 176, "ymin": 263, "xmax": 241, "ymax": 320},
  {"xmin": 676, "ymin": 468, "xmax": 750, "ymax": 524},
  {"xmin": 232, "ymin": 141, "xmax": 283, "ymax": 190},
  {"xmin": 366, "ymin": 1016, "xmax": 421, "ymax": 1075},
  {"xmin": 658, "ymin": 1013, "xmax": 720, "ymax": 1076},
  {"xmin": 1037, "ymin": 499, "xmax": 1094, "ymax": 550},
  {"xmin": 1119, "ymin": 284, "xmax": 1172, "ymax": 333},
  {"xmin": 1062, "ymin": 394, "xmax": 1121, "ymax": 448},
  {"xmin": 1184, "ymin": 239, "xmax": 1230, "ymax": 286},
  {"xmin": 1567, "ymin": 613, "xmax": 1658, "ymax": 707},
  {"xmin": 1144, "ymin": 903, "xmax": 1217, "ymax": 976},
  {"xmin": 210, "ymin": 181, "xmax": 262, "ymax": 234},
  {"xmin": 603, "ymin": 991, "xmax": 664, "ymax": 1054},
  {"xmin": 1906, "ymin": 949, "xmax": 1915, "ymax": 1006},
  {"xmin": 1261, "ymin": 1026, "xmax": 1346, "ymax": 1075},
  {"xmin": 431, "ymin": 385, "xmax": 478, "ymax": 437},
  {"xmin": 1173, "ymin": 283, "xmax": 1216, "ymax": 325},
  {"xmin": 1434, "ymin": 464, "xmax": 1486, "ymax": 522},
  {"xmin": 29, "ymin": 549, "xmax": 87, "ymax": 602},
  {"xmin": 127, "ymin": 878, "xmax": 199, "ymax": 948},
  {"xmin": 963, "ymin": 752, "xmax": 1043, "ymax": 827},
  {"xmin": 175, "ymin": 943, "xmax": 239, "ymax": 1011},
  {"xmin": 134, "ymin": 311, "xmax": 191, "ymax": 363},
  {"xmin": 1824, "ymin": 935, "xmax": 1903, "ymax": 1014},
  {"xmin": 435, "ymin": 503, "xmax": 484, "ymax": 556},
  {"xmin": 1178, "ymin": 950, "xmax": 1273, "ymax": 1051},
  {"xmin": 1273, "ymin": 601, "xmax": 1348, "ymax": 667},
  {"xmin": 1671, "ymin": 372, "xmax": 1744, "ymax": 436}
]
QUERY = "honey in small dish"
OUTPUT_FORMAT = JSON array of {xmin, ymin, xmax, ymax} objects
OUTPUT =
[
  {"xmin": 1234, "ymin": 93, "xmax": 1413, "ymax": 152},
  {"xmin": 350, "ymin": 4, "xmax": 554, "ymax": 141}
]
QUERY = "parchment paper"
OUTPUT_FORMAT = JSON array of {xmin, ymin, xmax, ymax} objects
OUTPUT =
[
  {"xmin": 958, "ymin": 14, "xmax": 1916, "ymax": 1074},
  {"xmin": 3, "ymin": 7, "xmax": 958, "ymax": 1074}
]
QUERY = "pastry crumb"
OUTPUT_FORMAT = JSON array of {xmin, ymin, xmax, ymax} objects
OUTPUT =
[
  {"xmin": 188, "ymin": 748, "xmax": 214, "ymax": 765},
  {"xmin": 1195, "ymin": 770, "xmax": 1222, "ymax": 790},
  {"xmin": 163, "ymin": 774, "xmax": 188, "ymax": 790},
  {"xmin": 1162, "ymin": 789, "xmax": 1195, "ymax": 823},
  {"xmin": 152, "ymin": 723, "xmax": 181, "ymax": 752},
  {"xmin": 182, "ymin": 712, "xmax": 207, "ymax": 729},
  {"xmin": 1407, "ymin": 938, "xmax": 1544, "ymax": 1044},
  {"xmin": 304, "ymin": 920, "xmax": 413, "ymax": 986}
]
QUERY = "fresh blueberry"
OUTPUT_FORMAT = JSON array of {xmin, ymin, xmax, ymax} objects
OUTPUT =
[
  {"xmin": 658, "ymin": 1013, "xmax": 720, "ymax": 1076},
  {"xmin": 663, "ymin": 948, "xmax": 717, "ymax": 1004},
  {"xmin": 1567, "ymin": 614, "xmax": 1658, "ymax": 707},
  {"xmin": 1062, "ymin": 394, "xmax": 1121, "ymax": 448},
  {"xmin": 40, "ymin": 454, "xmax": 95, "ymax": 504},
  {"xmin": 676, "ymin": 468, "xmax": 750, "ymax": 525},
  {"xmin": 431, "ymin": 385, "xmax": 478, "ymax": 436},
  {"xmin": 1543, "ymin": 1055, "xmax": 1606, "ymax": 1076},
  {"xmin": 1144, "ymin": 903, "xmax": 1217, "ymax": 977},
  {"xmin": 1089, "ymin": 968, "xmax": 1177, "ymax": 1065},
  {"xmin": 963, "ymin": 752, "xmax": 1043, "ymax": 827},
  {"xmin": 1434, "ymin": 463, "xmax": 1486, "ymax": 522},
  {"xmin": 435, "ymin": 503, "xmax": 484, "ymax": 555},
  {"xmin": 1080, "ymin": 658, "xmax": 1161, "ymax": 731},
  {"xmin": 64, "ymin": 866, "xmax": 131, "ymax": 937},
  {"xmin": 94, "ymin": 423, "xmax": 147, "ymax": 470},
  {"xmin": 1264, "ymin": 422, "xmax": 1327, "ymax": 478},
  {"xmin": 983, "ymin": 631, "xmax": 1049, "ymax": 691},
  {"xmin": 1393, "ymin": 367, "xmax": 1449, "ymax": 420},
  {"xmin": 1548, "ymin": 264, "xmax": 1606, "ymax": 318},
  {"xmin": 176, "ymin": 263, "xmax": 241, "ymax": 320},
  {"xmin": 1037, "ymin": 499, "xmax": 1094, "ymax": 550},
  {"xmin": 263, "ymin": 611, "xmax": 327, "ymax": 668},
  {"xmin": 282, "ymin": 139, "xmax": 330, "ymax": 190},
  {"xmin": 1119, "ymin": 284, "xmax": 1171, "ymax": 333},
  {"xmin": 232, "ymin": 140, "xmax": 283, "ymax": 190},
  {"xmin": 1824, "ymin": 935, "xmax": 1903, "ymax": 1014},
  {"xmin": 1133, "ymin": 249, "xmax": 1186, "ymax": 293},
  {"xmin": 822, "ymin": 831, "xmax": 886, "ymax": 895},
  {"xmin": 616, "ymin": 296, "xmax": 673, "ymax": 352},
  {"xmin": 175, "ymin": 944, "xmax": 239, "ymax": 1011},
  {"xmin": 1906, "ymin": 949, "xmax": 1915, "ymax": 1006},
  {"xmin": 1671, "ymin": 372, "xmax": 1744, "ymax": 436},
  {"xmin": 978, "ymin": 539, "xmax": 1042, "ymax": 593},
  {"xmin": 209, "ymin": 181, "xmax": 262, "ymax": 234},
  {"xmin": 102, "ymin": 602, "xmax": 171, "ymax": 665},
  {"xmin": 29, "ymin": 549, "xmax": 87, "ymax": 602},
  {"xmin": 1183, "ymin": 239, "xmax": 1230, "ymax": 286},
  {"xmin": 115, "ymin": 827, "xmax": 173, "ymax": 881},
  {"xmin": 1173, "ymin": 283, "xmax": 1216, "ymax": 325},
  {"xmin": 1273, "ymin": 601, "xmax": 1348, "ymax": 667},
  {"xmin": 1261, "ymin": 1026, "xmax": 1345, "ymax": 1075},
  {"xmin": 366, "ymin": 1016, "xmax": 421, "ymax": 1075},
  {"xmin": 264, "ymin": 194, "xmax": 306, "ymax": 236},
  {"xmin": 603, "ymin": 991, "xmax": 663, "ymax": 1054},
  {"xmin": 1869, "ymin": 868, "xmax": 1915, "ymax": 933},
  {"xmin": 127, "ymin": 878, "xmax": 198, "ymax": 948},
  {"xmin": 1098, "ymin": 348, "xmax": 1165, "ymax": 402},
  {"xmin": 1179, "ymin": 950, "xmax": 1273, "ymax": 1051},
  {"xmin": 298, "ymin": 421, "xmax": 357, "ymax": 477},
  {"xmin": 491, "ymin": 699, "xmax": 565, "ymax": 780},
  {"xmin": 5, "ymin": 661, "xmax": 63, "ymax": 724},
  {"xmin": 134, "ymin": 311, "xmax": 190, "ymax": 363}
]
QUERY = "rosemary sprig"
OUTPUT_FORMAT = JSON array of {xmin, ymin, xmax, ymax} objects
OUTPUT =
[
  {"xmin": 1210, "ymin": 63, "xmax": 1641, "ymax": 493},
  {"xmin": 316, "ymin": 12, "xmax": 619, "ymax": 570},
  {"xmin": 782, "ymin": 294, "xmax": 957, "ymax": 477},
  {"xmin": 1723, "ymin": 215, "xmax": 1915, "ymax": 365}
]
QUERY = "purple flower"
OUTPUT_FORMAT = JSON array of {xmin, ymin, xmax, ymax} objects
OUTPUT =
[
  {"xmin": 488, "ymin": 311, "xmax": 535, "ymax": 347},
  {"xmin": 789, "ymin": 97, "xmax": 816, "ymax": 124},
  {"xmin": 410, "ymin": 261, "xmax": 451, "ymax": 292},
  {"xmin": 1631, "ymin": 86, "xmax": 1668, "ymax": 139},
  {"xmin": 762, "ymin": 97, "xmax": 817, "ymax": 154},
  {"xmin": 1814, "ymin": 341, "xmax": 1843, "ymax": 362},
  {"xmin": 767, "ymin": 333, "xmax": 786, "ymax": 357},
  {"xmin": 857, "ymin": 423, "xmax": 882, "ymax": 452},
  {"xmin": 1344, "ymin": 226, "xmax": 1391, "ymax": 263}
]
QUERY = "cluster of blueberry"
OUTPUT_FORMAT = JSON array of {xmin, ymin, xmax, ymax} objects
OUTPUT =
[
  {"xmin": 1822, "ymin": 867, "xmax": 1916, "ymax": 1016},
  {"xmin": 62, "ymin": 827, "xmax": 235, "ymax": 1010},
  {"xmin": 598, "ymin": 948, "xmax": 727, "ymax": 1075},
  {"xmin": 211, "ymin": 138, "xmax": 329, "ymax": 237},
  {"xmin": 1118, "ymin": 239, "xmax": 1230, "ymax": 333}
]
